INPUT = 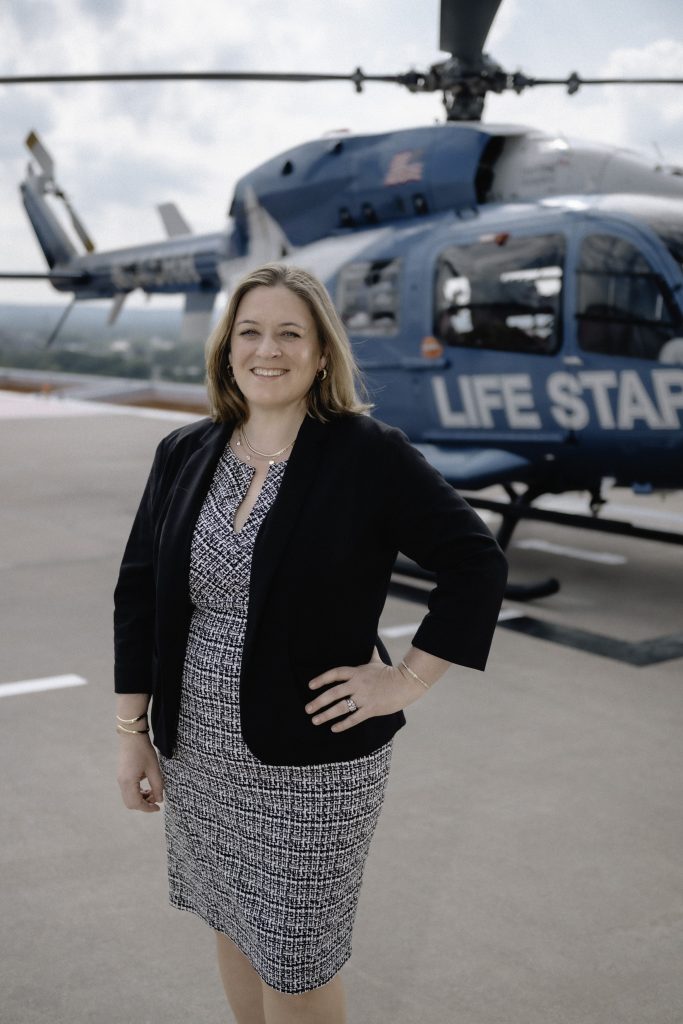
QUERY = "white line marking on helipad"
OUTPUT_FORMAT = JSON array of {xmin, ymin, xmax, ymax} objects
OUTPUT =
[
  {"xmin": 380, "ymin": 623, "xmax": 421, "ymax": 638},
  {"xmin": 514, "ymin": 538, "xmax": 626, "ymax": 565},
  {"xmin": 0, "ymin": 674, "xmax": 88, "ymax": 698}
]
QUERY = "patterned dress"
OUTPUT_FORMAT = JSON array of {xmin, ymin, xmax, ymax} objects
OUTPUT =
[{"xmin": 159, "ymin": 442, "xmax": 392, "ymax": 994}]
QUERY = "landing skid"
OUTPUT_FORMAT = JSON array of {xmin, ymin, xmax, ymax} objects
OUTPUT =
[
  {"xmin": 394, "ymin": 484, "xmax": 682, "ymax": 604},
  {"xmin": 466, "ymin": 491, "xmax": 683, "ymax": 548},
  {"xmin": 468, "ymin": 483, "xmax": 682, "ymax": 601}
]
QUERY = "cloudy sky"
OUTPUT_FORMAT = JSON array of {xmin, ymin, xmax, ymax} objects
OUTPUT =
[{"xmin": 1, "ymin": 0, "xmax": 682, "ymax": 308}]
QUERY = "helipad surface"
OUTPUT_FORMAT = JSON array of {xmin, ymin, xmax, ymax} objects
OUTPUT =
[{"xmin": 1, "ymin": 390, "xmax": 682, "ymax": 1024}]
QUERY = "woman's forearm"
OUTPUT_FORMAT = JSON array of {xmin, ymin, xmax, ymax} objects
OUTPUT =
[
  {"xmin": 116, "ymin": 692, "xmax": 151, "ymax": 721},
  {"xmin": 400, "ymin": 647, "xmax": 452, "ymax": 691}
]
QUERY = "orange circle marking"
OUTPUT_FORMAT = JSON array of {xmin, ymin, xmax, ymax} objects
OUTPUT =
[{"xmin": 420, "ymin": 335, "xmax": 444, "ymax": 359}]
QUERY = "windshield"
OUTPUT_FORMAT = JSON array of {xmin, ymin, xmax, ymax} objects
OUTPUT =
[
  {"xmin": 434, "ymin": 233, "xmax": 564, "ymax": 355},
  {"xmin": 591, "ymin": 197, "xmax": 683, "ymax": 281},
  {"xmin": 657, "ymin": 226, "xmax": 683, "ymax": 274}
]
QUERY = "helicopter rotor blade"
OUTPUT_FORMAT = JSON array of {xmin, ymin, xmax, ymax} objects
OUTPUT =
[
  {"xmin": 0, "ymin": 69, "xmax": 401, "ymax": 89},
  {"xmin": 512, "ymin": 71, "xmax": 683, "ymax": 95},
  {"xmin": 3, "ymin": 63, "xmax": 682, "ymax": 127},
  {"xmin": 439, "ymin": 0, "xmax": 504, "ymax": 62},
  {"xmin": 3, "ymin": 66, "xmax": 682, "ymax": 98}
]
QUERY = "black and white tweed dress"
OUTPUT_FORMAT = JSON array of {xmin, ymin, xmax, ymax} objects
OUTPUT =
[{"xmin": 159, "ymin": 442, "xmax": 392, "ymax": 994}]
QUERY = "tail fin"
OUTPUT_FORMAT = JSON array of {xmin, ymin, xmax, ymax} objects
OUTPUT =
[
  {"xmin": 21, "ymin": 167, "xmax": 77, "ymax": 268},
  {"xmin": 21, "ymin": 130, "xmax": 95, "ymax": 268},
  {"xmin": 157, "ymin": 202, "xmax": 192, "ymax": 237}
]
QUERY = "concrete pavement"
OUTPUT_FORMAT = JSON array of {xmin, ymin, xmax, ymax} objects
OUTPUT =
[{"xmin": 1, "ymin": 390, "xmax": 682, "ymax": 1024}]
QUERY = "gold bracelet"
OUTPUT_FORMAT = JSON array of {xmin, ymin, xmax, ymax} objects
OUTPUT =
[
  {"xmin": 116, "ymin": 712, "xmax": 148, "ymax": 725},
  {"xmin": 116, "ymin": 724, "xmax": 150, "ymax": 735},
  {"xmin": 399, "ymin": 659, "xmax": 431, "ymax": 691}
]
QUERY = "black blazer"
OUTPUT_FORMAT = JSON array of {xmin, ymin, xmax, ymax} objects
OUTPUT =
[{"xmin": 114, "ymin": 413, "xmax": 508, "ymax": 765}]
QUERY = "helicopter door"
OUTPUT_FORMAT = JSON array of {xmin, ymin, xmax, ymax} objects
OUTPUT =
[
  {"xmin": 427, "ymin": 232, "xmax": 567, "ymax": 445},
  {"xmin": 566, "ymin": 230, "xmax": 683, "ymax": 473},
  {"xmin": 336, "ymin": 256, "xmax": 420, "ymax": 426}
]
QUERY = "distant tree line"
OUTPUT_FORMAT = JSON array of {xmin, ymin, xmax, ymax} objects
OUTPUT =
[{"xmin": 0, "ymin": 336, "xmax": 206, "ymax": 384}]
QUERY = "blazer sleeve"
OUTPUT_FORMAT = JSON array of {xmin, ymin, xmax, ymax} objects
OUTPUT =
[
  {"xmin": 381, "ymin": 426, "xmax": 508, "ymax": 671},
  {"xmin": 113, "ymin": 441, "xmax": 165, "ymax": 694}
]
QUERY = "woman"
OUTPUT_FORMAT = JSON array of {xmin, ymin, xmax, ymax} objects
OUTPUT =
[{"xmin": 114, "ymin": 263, "xmax": 507, "ymax": 1024}]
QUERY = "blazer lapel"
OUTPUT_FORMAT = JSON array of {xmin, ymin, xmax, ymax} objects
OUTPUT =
[
  {"xmin": 156, "ymin": 419, "xmax": 233, "ymax": 614},
  {"xmin": 243, "ymin": 414, "xmax": 330, "ymax": 664}
]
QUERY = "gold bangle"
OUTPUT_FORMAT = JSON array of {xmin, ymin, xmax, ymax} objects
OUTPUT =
[
  {"xmin": 116, "ymin": 724, "xmax": 150, "ymax": 735},
  {"xmin": 399, "ymin": 659, "xmax": 431, "ymax": 691},
  {"xmin": 116, "ymin": 712, "xmax": 148, "ymax": 724}
]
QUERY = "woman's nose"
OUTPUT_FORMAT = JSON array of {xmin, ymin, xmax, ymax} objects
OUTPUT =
[{"xmin": 255, "ymin": 331, "xmax": 281, "ymax": 357}]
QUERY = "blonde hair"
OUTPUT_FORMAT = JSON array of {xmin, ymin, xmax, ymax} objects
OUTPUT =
[{"xmin": 205, "ymin": 263, "xmax": 371, "ymax": 423}]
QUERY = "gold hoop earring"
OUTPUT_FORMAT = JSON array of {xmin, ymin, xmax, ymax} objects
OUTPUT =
[{"xmin": 318, "ymin": 367, "xmax": 328, "ymax": 381}]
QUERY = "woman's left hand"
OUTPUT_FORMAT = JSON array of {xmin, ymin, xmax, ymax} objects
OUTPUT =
[{"xmin": 306, "ymin": 648, "xmax": 425, "ymax": 733}]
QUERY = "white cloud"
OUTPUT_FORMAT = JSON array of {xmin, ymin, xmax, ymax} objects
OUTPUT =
[{"xmin": 599, "ymin": 40, "xmax": 683, "ymax": 163}]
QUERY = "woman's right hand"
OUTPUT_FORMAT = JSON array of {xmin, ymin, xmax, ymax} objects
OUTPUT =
[{"xmin": 117, "ymin": 734, "xmax": 164, "ymax": 812}]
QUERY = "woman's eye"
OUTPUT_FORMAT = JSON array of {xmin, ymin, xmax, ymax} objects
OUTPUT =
[
  {"xmin": 239, "ymin": 329, "xmax": 258, "ymax": 336},
  {"xmin": 282, "ymin": 331, "xmax": 301, "ymax": 339}
]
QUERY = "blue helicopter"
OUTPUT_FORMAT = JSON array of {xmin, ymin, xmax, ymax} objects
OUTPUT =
[{"xmin": 3, "ymin": 0, "xmax": 683, "ymax": 595}]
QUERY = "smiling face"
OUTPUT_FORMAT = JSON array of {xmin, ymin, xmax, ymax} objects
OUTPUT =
[{"xmin": 229, "ymin": 284, "xmax": 326, "ymax": 417}]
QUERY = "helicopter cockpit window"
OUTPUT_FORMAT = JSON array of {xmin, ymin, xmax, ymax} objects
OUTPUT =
[
  {"xmin": 337, "ymin": 259, "xmax": 401, "ymax": 336},
  {"xmin": 577, "ymin": 234, "xmax": 683, "ymax": 361},
  {"xmin": 434, "ymin": 234, "xmax": 564, "ymax": 355}
]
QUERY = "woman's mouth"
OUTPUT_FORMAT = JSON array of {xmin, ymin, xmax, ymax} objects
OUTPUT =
[{"xmin": 251, "ymin": 368, "xmax": 288, "ymax": 377}]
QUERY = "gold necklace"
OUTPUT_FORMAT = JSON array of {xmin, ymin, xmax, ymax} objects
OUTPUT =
[{"xmin": 236, "ymin": 426, "xmax": 295, "ymax": 465}]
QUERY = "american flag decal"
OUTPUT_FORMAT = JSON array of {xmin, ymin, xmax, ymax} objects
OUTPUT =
[{"xmin": 383, "ymin": 150, "xmax": 424, "ymax": 186}]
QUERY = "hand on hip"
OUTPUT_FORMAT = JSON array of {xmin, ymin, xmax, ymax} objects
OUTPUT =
[{"xmin": 306, "ymin": 648, "xmax": 425, "ymax": 733}]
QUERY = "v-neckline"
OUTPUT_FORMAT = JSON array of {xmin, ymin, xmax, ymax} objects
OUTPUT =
[{"xmin": 224, "ymin": 443, "xmax": 287, "ymax": 537}]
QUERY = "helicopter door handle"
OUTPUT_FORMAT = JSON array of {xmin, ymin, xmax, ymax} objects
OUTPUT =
[{"xmin": 563, "ymin": 355, "xmax": 584, "ymax": 366}]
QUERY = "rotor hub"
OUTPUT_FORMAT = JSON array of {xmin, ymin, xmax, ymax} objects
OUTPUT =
[{"xmin": 429, "ymin": 55, "xmax": 508, "ymax": 121}]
